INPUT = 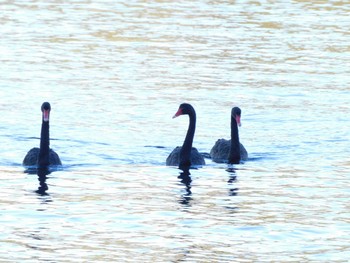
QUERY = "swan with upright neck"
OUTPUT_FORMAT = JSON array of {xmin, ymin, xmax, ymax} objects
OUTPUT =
[
  {"xmin": 166, "ymin": 103, "xmax": 205, "ymax": 168},
  {"xmin": 210, "ymin": 107, "xmax": 248, "ymax": 164},
  {"xmin": 23, "ymin": 102, "xmax": 62, "ymax": 167}
]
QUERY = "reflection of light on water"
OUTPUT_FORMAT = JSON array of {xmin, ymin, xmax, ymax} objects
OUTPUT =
[{"xmin": 0, "ymin": 0, "xmax": 349, "ymax": 261}]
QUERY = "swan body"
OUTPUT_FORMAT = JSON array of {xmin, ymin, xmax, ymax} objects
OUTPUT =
[
  {"xmin": 166, "ymin": 146, "xmax": 205, "ymax": 167},
  {"xmin": 166, "ymin": 103, "xmax": 205, "ymax": 168},
  {"xmin": 210, "ymin": 107, "xmax": 248, "ymax": 164},
  {"xmin": 23, "ymin": 148, "xmax": 62, "ymax": 166},
  {"xmin": 23, "ymin": 102, "xmax": 62, "ymax": 167},
  {"xmin": 210, "ymin": 139, "xmax": 248, "ymax": 163}
]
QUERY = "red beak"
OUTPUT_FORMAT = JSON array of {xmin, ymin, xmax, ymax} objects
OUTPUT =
[
  {"xmin": 43, "ymin": 109, "xmax": 50, "ymax": 122},
  {"xmin": 172, "ymin": 108, "xmax": 183, "ymax": 119},
  {"xmin": 235, "ymin": 115, "xmax": 241, "ymax": 127}
]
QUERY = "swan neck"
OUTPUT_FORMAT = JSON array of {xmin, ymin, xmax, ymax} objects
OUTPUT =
[
  {"xmin": 39, "ymin": 120, "xmax": 50, "ymax": 167},
  {"xmin": 228, "ymin": 115, "xmax": 240, "ymax": 164},
  {"xmin": 180, "ymin": 111, "xmax": 196, "ymax": 167}
]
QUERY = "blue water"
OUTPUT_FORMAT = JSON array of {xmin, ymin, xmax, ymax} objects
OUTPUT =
[{"xmin": 1, "ymin": 1, "xmax": 350, "ymax": 262}]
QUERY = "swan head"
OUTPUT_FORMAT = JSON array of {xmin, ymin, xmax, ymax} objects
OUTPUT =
[
  {"xmin": 41, "ymin": 102, "xmax": 51, "ymax": 122},
  {"xmin": 232, "ymin": 107, "xmax": 242, "ymax": 127},
  {"xmin": 172, "ymin": 103, "xmax": 194, "ymax": 118}
]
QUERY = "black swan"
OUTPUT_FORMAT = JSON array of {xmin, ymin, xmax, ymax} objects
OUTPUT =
[
  {"xmin": 23, "ymin": 102, "xmax": 62, "ymax": 167},
  {"xmin": 166, "ymin": 103, "xmax": 205, "ymax": 168},
  {"xmin": 210, "ymin": 107, "xmax": 248, "ymax": 164}
]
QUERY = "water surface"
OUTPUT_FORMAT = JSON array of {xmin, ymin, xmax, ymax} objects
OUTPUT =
[{"xmin": 1, "ymin": 1, "xmax": 350, "ymax": 262}]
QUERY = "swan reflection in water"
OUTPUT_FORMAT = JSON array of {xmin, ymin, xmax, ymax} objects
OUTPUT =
[
  {"xmin": 24, "ymin": 167, "xmax": 51, "ymax": 196},
  {"xmin": 36, "ymin": 167, "xmax": 50, "ymax": 195},
  {"xmin": 178, "ymin": 167, "xmax": 193, "ymax": 206},
  {"xmin": 226, "ymin": 167, "xmax": 239, "ymax": 196}
]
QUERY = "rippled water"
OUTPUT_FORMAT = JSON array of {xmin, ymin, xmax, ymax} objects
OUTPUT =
[{"xmin": 1, "ymin": 1, "xmax": 350, "ymax": 262}]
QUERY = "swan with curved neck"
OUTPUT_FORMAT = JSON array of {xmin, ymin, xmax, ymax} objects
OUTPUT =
[
  {"xmin": 166, "ymin": 103, "xmax": 205, "ymax": 168},
  {"xmin": 23, "ymin": 102, "xmax": 62, "ymax": 167},
  {"xmin": 210, "ymin": 107, "xmax": 248, "ymax": 164}
]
